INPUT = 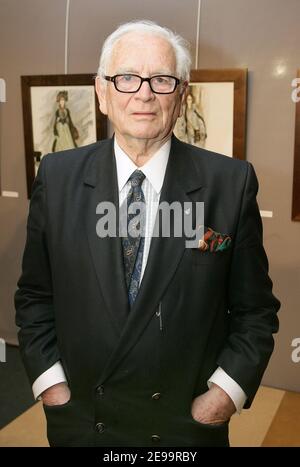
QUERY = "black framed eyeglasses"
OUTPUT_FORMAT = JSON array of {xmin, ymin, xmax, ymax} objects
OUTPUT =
[{"xmin": 104, "ymin": 74, "xmax": 181, "ymax": 94}]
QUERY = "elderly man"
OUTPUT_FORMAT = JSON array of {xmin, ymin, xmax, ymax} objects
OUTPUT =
[{"xmin": 15, "ymin": 20, "xmax": 280, "ymax": 447}]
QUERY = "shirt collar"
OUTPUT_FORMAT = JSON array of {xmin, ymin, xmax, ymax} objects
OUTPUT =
[{"xmin": 114, "ymin": 137, "xmax": 171, "ymax": 194}]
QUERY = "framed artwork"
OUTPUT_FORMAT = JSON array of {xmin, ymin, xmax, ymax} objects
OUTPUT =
[
  {"xmin": 21, "ymin": 74, "xmax": 107, "ymax": 198},
  {"xmin": 174, "ymin": 69, "xmax": 247, "ymax": 159},
  {"xmin": 292, "ymin": 69, "xmax": 300, "ymax": 221}
]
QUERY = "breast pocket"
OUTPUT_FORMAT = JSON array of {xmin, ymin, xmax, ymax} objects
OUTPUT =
[{"xmin": 190, "ymin": 248, "xmax": 231, "ymax": 266}]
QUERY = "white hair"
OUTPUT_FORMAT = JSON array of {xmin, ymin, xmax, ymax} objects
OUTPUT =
[{"xmin": 97, "ymin": 20, "xmax": 191, "ymax": 82}]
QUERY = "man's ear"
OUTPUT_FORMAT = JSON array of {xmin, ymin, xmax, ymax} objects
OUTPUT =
[
  {"xmin": 95, "ymin": 76, "xmax": 108, "ymax": 115},
  {"xmin": 178, "ymin": 82, "xmax": 188, "ymax": 117}
]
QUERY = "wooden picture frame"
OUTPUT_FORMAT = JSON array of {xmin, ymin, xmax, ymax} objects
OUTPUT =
[
  {"xmin": 292, "ymin": 69, "xmax": 300, "ymax": 221},
  {"xmin": 174, "ymin": 69, "xmax": 247, "ymax": 160},
  {"xmin": 21, "ymin": 74, "xmax": 107, "ymax": 198}
]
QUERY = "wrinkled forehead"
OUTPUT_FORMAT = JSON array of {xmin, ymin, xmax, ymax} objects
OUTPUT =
[{"xmin": 108, "ymin": 32, "xmax": 177, "ymax": 74}]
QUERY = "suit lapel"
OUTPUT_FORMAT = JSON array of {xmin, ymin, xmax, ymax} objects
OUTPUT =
[
  {"xmin": 84, "ymin": 138, "xmax": 129, "ymax": 336},
  {"xmin": 98, "ymin": 136, "xmax": 206, "ymax": 384}
]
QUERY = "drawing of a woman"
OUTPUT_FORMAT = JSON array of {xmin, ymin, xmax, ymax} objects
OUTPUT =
[
  {"xmin": 52, "ymin": 91, "xmax": 79, "ymax": 152},
  {"xmin": 185, "ymin": 93, "xmax": 207, "ymax": 148}
]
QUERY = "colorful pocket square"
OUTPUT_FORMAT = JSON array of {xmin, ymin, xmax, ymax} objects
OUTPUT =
[{"xmin": 198, "ymin": 227, "xmax": 232, "ymax": 252}]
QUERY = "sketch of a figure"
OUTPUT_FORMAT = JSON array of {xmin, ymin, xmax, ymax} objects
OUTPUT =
[
  {"xmin": 184, "ymin": 93, "xmax": 207, "ymax": 147},
  {"xmin": 174, "ymin": 86, "xmax": 207, "ymax": 148},
  {"xmin": 52, "ymin": 91, "xmax": 79, "ymax": 152},
  {"xmin": 30, "ymin": 84, "xmax": 98, "ymax": 180}
]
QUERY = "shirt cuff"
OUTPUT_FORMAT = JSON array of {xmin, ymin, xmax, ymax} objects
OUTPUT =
[
  {"xmin": 207, "ymin": 367, "xmax": 247, "ymax": 414},
  {"xmin": 32, "ymin": 361, "xmax": 68, "ymax": 400}
]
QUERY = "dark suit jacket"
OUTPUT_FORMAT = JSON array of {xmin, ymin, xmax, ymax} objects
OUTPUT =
[{"xmin": 15, "ymin": 135, "xmax": 280, "ymax": 447}]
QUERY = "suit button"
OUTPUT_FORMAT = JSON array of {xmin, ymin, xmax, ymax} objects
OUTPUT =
[
  {"xmin": 95, "ymin": 422, "xmax": 105, "ymax": 433},
  {"xmin": 151, "ymin": 392, "xmax": 161, "ymax": 400},
  {"xmin": 151, "ymin": 434, "xmax": 160, "ymax": 442},
  {"xmin": 96, "ymin": 385, "xmax": 104, "ymax": 396}
]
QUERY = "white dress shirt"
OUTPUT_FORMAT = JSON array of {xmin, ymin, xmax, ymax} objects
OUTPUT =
[{"xmin": 32, "ymin": 136, "xmax": 247, "ymax": 413}]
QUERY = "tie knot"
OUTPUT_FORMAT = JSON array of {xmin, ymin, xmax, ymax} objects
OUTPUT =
[{"xmin": 129, "ymin": 170, "xmax": 145, "ymax": 188}]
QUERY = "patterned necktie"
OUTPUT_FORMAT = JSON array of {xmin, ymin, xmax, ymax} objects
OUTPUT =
[{"xmin": 121, "ymin": 170, "xmax": 146, "ymax": 307}]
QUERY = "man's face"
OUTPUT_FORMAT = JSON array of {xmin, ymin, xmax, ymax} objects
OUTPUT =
[{"xmin": 96, "ymin": 33, "xmax": 186, "ymax": 145}]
